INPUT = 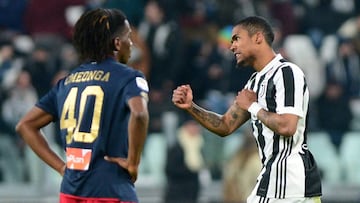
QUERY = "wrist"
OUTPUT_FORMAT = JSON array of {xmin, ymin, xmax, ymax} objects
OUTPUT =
[
  {"xmin": 248, "ymin": 102, "xmax": 262, "ymax": 116},
  {"xmin": 186, "ymin": 101, "xmax": 195, "ymax": 111},
  {"xmin": 57, "ymin": 163, "xmax": 66, "ymax": 176},
  {"xmin": 127, "ymin": 164, "xmax": 139, "ymax": 172}
]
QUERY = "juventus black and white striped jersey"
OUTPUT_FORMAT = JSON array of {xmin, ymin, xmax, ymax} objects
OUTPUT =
[{"xmin": 244, "ymin": 54, "xmax": 322, "ymax": 198}]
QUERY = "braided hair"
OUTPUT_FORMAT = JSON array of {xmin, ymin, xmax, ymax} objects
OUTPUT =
[{"xmin": 73, "ymin": 8, "xmax": 127, "ymax": 62}]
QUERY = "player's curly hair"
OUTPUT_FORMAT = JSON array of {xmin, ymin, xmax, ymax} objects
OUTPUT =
[{"xmin": 73, "ymin": 8, "xmax": 127, "ymax": 62}]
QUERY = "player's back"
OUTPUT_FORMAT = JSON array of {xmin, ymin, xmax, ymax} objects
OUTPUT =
[{"xmin": 38, "ymin": 58, "xmax": 147, "ymax": 201}]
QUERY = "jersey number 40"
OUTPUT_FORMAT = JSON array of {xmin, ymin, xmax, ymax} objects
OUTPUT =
[{"xmin": 60, "ymin": 86, "xmax": 104, "ymax": 144}]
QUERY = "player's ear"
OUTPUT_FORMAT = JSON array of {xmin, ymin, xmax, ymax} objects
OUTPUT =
[
  {"xmin": 113, "ymin": 37, "xmax": 122, "ymax": 51},
  {"xmin": 255, "ymin": 32, "xmax": 263, "ymax": 44}
]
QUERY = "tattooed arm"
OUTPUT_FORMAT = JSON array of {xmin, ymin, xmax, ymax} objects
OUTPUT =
[
  {"xmin": 172, "ymin": 85, "xmax": 250, "ymax": 137},
  {"xmin": 256, "ymin": 110, "xmax": 298, "ymax": 137},
  {"xmin": 188, "ymin": 102, "xmax": 250, "ymax": 136},
  {"xmin": 236, "ymin": 89, "xmax": 299, "ymax": 137}
]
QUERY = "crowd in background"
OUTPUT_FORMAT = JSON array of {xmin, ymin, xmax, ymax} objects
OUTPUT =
[{"xmin": 1, "ymin": 0, "xmax": 360, "ymax": 201}]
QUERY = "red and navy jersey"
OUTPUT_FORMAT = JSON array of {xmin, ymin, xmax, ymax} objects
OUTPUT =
[{"xmin": 36, "ymin": 58, "xmax": 149, "ymax": 202}]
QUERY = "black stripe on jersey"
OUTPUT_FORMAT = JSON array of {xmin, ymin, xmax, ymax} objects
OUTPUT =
[
  {"xmin": 255, "ymin": 120, "xmax": 266, "ymax": 164},
  {"xmin": 285, "ymin": 138, "xmax": 293, "ymax": 197},
  {"xmin": 257, "ymin": 133, "xmax": 280, "ymax": 197},
  {"xmin": 266, "ymin": 68, "xmax": 281, "ymax": 112},
  {"xmin": 256, "ymin": 73, "xmax": 266, "ymax": 102},
  {"xmin": 275, "ymin": 137, "xmax": 293, "ymax": 198},
  {"xmin": 279, "ymin": 58, "xmax": 288, "ymax": 63},
  {"xmin": 303, "ymin": 77, "xmax": 307, "ymax": 94},
  {"xmin": 259, "ymin": 196, "xmax": 270, "ymax": 203},
  {"xmin": 275, "ymin": 136, "xmax": 287, "ymax": 198},
  {"xmin": 255, "ymin": 74, "xmax": 267, "ymax": 164},
  {"xmin": 249, "ymin": 72, "xmax": 258, "ymax": 89},
  {"xmin": 282, "ymin": 66, "xmax": 295, "ymax": 106},
  {"xmin": 303, "ymin": 77, "xmax": 309, "ymax": 144},
  {"xmin": 300, "ymin": 150, "xmax": 322, "ymax": 196}
]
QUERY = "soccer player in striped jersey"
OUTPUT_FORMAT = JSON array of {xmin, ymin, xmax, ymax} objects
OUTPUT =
[
  {"xmin": 172, "ymin": 16, "xmax": 322, "ymax": 203},
  {"xmin": 16, "ymin": 8, "xmax": 149, "ymax": 203}
]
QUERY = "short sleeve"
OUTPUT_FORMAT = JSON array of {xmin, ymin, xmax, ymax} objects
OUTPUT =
[
  {"xmin": 124, "ymin": 74, "xmax": 149, "ymax": 103},
  {"xmin": 36, "ymin": 85, "xmax": 59, "ymax": 120},
  {"xmin": 274, "ymin": 64, "xmax": 306, "ymax": 118}
]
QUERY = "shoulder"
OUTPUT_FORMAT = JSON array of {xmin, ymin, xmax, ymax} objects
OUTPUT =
[
  {"xmin": 104, "ymin": 60, "xmax": 146, "ymax": 78},
  {"xmin": 116, "ymin": 64, "xmax": 149, "ymax": 91},
  {"xmin": 277, "ymin": 58, "xmax": 305, "ymax": 77}
]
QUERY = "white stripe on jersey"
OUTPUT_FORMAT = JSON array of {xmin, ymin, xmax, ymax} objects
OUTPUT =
[{"xmin": 245, "ymin": 54, "xmax": 322, "ymax": 198}]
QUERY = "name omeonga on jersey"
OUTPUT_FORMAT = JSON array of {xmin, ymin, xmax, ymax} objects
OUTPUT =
[{"xmin": 64, "ymin": 70, "xmax": 110, "ymax": 85}]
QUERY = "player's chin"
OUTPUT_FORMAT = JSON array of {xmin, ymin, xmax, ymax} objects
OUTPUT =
[
  {"xmin": 119, "ymin": 59, "xmax": 128, "ymax": 64},
  {"xmin": 235, "ymin": 60, "xmax": 246, "ymax": 68},
  {"xmin": 119, "ymin": 56, "xmax": 129, "ymax": 64},
  {"xmin": 235, "ymin": 56, "xmax": 243, "ymax": 64}
]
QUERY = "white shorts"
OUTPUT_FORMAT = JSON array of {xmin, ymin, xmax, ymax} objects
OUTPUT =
[{"xmin": 247, "ymin": 195, "xmax": 321, "ymax": 203}]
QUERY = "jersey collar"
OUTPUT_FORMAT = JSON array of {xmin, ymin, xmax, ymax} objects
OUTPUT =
[{"xmin": 258, "ymin": 54, "xmax": 283, "ymax": 76}]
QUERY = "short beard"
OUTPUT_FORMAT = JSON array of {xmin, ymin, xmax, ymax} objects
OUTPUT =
[
  {"xmin": 235, "ymin": 63, "xmax": 252, "ymax": 70},
  {"xmin": 235, "ymin": 60, "xmax": 248, "ymax": 69},
  {"xmin": 236, "ymin": 56, "xmax": 255, "ymax": 69}
]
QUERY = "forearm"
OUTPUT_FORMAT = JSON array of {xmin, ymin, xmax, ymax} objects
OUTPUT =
[
  {"xmin": 19, "ymin": 128, "xmax": 65, "ymax": 175},
  {"xmin": 16, "ymin": 107, "xmax": 65, "ymax": 175},
  {"xmin": 128, "ymin": 112, "xmax": 149, "ymax": 167},
  {"xmin": 256, "ymin": 108, "xmax": 297, "ymax": 137},
  {"xmin": 186, "ymin": 102, "xmax": 242, "ymax": 137}
]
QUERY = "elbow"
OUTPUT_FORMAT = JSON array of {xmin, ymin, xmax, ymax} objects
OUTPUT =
[
  {"xmin": 273, "ymin": 115, "xmax": 298, "ymax": 137},
  {"xmin": 132, "ymin": 110, "xmax": 149, "ymax": 124},
  {"xmin": 213, "ymin": 128, "xmax": 233, "ymax": 138},
  {"xmin": 213, "ymin": 117, "xmax": 235, "ymax": 137},
  {"xmin": 15, "ymin": 120, "xmax": 26, "ymax": 137},
  {"xmin": 218, "ymin": 132, "xmax": 231, "ymax": 138},
  {"xmin": 277, "ymin": 126, "xmax": 296, "ymax": 137}
]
